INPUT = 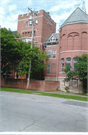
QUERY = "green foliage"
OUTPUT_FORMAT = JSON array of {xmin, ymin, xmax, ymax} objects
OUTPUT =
[
  {"xmin": 19, "ymin": 44, "xmax": 49, "ymax": 80},
  {"xmin": 64, "ymin": 54, "xmax": 87, "ymax": 93},
  {"xmin": 64, "ymin": 86, "xmax": 69, "ymax": 93},
  {"xmin": 64, "ymin": 63, "xmax": 71, "ymax": 73},
  {"xmin": 75, "ymin": 54, "xmax": 87, "ymax": 93},
  {"xmin": 1, "ymin": 28, "xmax": 49, "ymax": 80},
  {"xmin": 63, "ymin": 63, "xmax": 76, "ymax": 82},
  {"xmin": 1, "ymin": 28, "xmax": 23, "ymax": 76}
]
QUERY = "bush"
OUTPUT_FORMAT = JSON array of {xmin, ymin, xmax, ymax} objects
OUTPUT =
[{"xmin": 65, "ymin": 86, "xmax": 70, "ymax": 93}]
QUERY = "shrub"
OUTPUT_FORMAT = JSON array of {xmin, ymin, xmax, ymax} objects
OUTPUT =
[{"xmin": 65, "ymin": 86, "xmax": 70, "ymax": 93}]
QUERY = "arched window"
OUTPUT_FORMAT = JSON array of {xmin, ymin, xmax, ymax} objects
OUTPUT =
[
  {"xmin": 66, "ymin": 58, "xmax": 71, "ymax": 70},
  {"xmin": 61, "ymin": 58, "xmax": 64, "ymax": 72},
  {"xmin": 73, "ymin": 58, "xmax": 78, "ymax": 71}
]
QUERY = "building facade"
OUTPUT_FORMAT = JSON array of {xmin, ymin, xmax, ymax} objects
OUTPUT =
[
  {"xmin": 43, "ymin": 7, "xmax": 88, "ymax": 93},
  {"xmin": 9, "ymin": 7, "xmax": 88, "ymax": 93}
]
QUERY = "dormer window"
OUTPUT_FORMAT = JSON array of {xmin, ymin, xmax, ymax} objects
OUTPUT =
[{"xmin": 50, "ymin": 36, "xmax": 56, "ymax": 42}]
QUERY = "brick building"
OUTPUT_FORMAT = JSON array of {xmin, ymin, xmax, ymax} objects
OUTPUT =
[
  {"xmin": 17, "ymin": 10, "xmax": 56, "ymax": 49},
  {"xmin": 7, "ymin": 7, "xmax": 88, "ymax": 93},
  {"xmin": 43, "ymin": 7, "xmax": 88, "ymax": 93}
]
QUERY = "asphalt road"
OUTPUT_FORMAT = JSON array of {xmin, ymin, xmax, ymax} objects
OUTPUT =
[{"xmin": 0, "ymin": 91, "xmax": 88, "ymax": 132}]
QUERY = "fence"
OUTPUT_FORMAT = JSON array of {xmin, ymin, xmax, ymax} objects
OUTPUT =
[{"xmin": 1, "ymin": 78, "xmax": 60, "ymax": 91}]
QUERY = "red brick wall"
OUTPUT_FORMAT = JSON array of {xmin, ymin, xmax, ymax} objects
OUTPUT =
[
  {"xmin": 45, "ymin": 81, "xmax": 59, "ymax": 91},
  {"xmin": 29, "ymin": 80, "xmax": 45, "ymax": 91},
  {"xmin": 1, "ymin": 78, "xmax": 59, "ymax": 91},
  {"xmin": 1, "ymin": 78, "xmax": 27, "ymax": 89},
  {"xmin": 58, "ymin": 23, "xmax": 88, "ymax": 78}
]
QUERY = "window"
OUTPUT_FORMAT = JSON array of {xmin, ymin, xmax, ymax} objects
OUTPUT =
[
  {"xmin": 25, "ymin": 32, "xmax": 27, "ymax": 37},
  {"xmin": 22, "ymin": 33, "xmax": 24, "ymax": 37},
  {"xmin": 66, "ymin": 58, "xmax": 71, "ymax": 70},
  {"xmin": 48, "ymin": 49, "xmax": 51, "ymax": 58},
  {"xmin": 73, "ymin": 58, "xmax": 78, "ymax": 71},
  {"xmin": 30, "ymin": 32, "xmax": 31, "ymax": 37},
  {"xmin": 29, "ymin": 20, "xmax": 32, "ymax": 26},
  {"xmin": 61, "ymin": 58, "xmax": 64, "ymax": 72},
  {"xmin": 47, "ymin": 64, "xmax": 51, "ymax": 74},
  {"xmin": 66, "ymin": 58, "xmax": 71, "ymax": 65},
  {"xmin": 35, "ymin": 42, "xmax": 37, "ymax": 47},
  {"xmin": 28, "ymin": 32, "xmax": 30, "ymax": 37},
  {"xmin": 34, "ymin": 31, "xmax": 35, "ymax": 37},
  {"xmin": 26, "ymin": 22, "xmax": 28, "ymax": 27},
  {"xmin": 52, "ymin": 49, "xmax": 56, "ymax": 58},
  {"xmin": 35, "ymin": 20, "xmax": 38, "ymax": 24},
  {"xmin": 50, "ymin": 36, "xmax": 55, "ymax": 42}
]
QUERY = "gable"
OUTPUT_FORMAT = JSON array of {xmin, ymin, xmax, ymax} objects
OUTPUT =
[{"xmin": 48, "ymin": 35, "xmax": 56, "ymax": 42}]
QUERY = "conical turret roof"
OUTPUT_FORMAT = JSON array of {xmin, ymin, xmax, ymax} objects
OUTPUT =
[{"xmin": 61, "ymin": 7, "xmax": 88, "ymax": 28}]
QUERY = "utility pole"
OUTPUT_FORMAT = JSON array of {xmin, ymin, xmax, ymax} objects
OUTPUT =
[{"xmin": 26, "ymin": 8, "xmax": 38, "ymax": 89}]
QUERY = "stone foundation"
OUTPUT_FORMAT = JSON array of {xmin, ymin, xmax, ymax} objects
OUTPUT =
[{"xmin": 58, "ymin": 77, "xmax": 83, "ymax": 93}]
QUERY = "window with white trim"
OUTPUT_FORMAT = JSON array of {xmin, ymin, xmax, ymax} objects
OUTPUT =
[
  {"xmin": 48, "ymin": 49, "xmax": 51, "ymax": 58},
  {"xmin": 61, "ymin": 58, "xmax": 64, "ymax": 72},
  {"xmin": 73, "ymin": 58, "xmax": 78, "ymax": 71},
  {"xmin": 47, "ymin": 64, "xmax": 51, "ymax": 74},
  {"xmin": 52, "ymin": 49, "xmax": 56, "ymax": 58}
]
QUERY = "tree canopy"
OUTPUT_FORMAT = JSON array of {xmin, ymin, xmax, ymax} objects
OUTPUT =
[
  {"xmin": 1, "ymin": 28, "xmax": 49, "ymax": 79},
  {"xmin": 1, "ymin": 28, "xmax": 23, "ymax": 76}
]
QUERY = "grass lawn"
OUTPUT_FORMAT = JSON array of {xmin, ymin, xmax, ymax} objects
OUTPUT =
[{"xmin": 1, "ymin": 87, "xmax": 88, "ymax": 102}]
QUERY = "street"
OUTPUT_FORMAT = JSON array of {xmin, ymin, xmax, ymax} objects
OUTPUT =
[{"xmin": 0, "ymin": 91, "xmax": 88, "ymax": 132}]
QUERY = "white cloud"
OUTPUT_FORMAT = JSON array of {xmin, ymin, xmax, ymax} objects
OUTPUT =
[
  {"xmin": 1, "ymin": 0, "xmax": 88, "ymax": 32},
  {"xmin": 50, "ymin": 5, "xmax": 59, "ymax": 12},
  {"xmin": 1, "ymin": 7, "xmax": 5, "ymax": 14},
  {"xmin": 50, "ymin": 1, "xmax": 78, "ymax": 12},
  {"xmin": 1, "ymin": 20, "xmax": 17, "ymax": 31},
  {"xmin": 85, "ymin": 0, "xmax": 88, "ymax": 13},
  {"xmin": 6, "ymin": 14, "xmax": 18, "ymax": 22},
  {"xmin": 1, "ymin": 0, "xmax": 11, "ymax": 5},
  {"xmin": 56, "ymin": 24, "xmax": 60, "ymax": 33},
  {"xmin": 51, "ymin": 12, "xmax": 71, "ymax": 24},
  {"xmin": 9, "ymin": 4, "xmax": 17, "ymax": 11}
]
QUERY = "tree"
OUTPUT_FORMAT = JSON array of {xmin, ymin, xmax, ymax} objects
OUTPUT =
[
  {"xmin": 75, "ymin": 54, "xmax": 87, "ymax": 93},
  {"xmin": 1, "ymin": 28, "xmax": 24, "ymax": 77},
  {"xmin": 1, "ymin": 28, "xmax": 49, "ymax": 80},
  {"xmin": 63, "ymin": 63, "xmax": 76, "ymax": 82},
  {"xmin": 64, "ymin": 54, "xmax": 87, "ymax": 93},
  {"xmin": 19, "ymin": 44, "xmax": 49, "ymax": 80}
]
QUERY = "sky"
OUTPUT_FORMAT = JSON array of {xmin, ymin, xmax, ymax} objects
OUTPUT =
[{"xmin": 0, "ymin": 0, "xmax": 88, "ymax": 33}]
